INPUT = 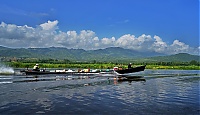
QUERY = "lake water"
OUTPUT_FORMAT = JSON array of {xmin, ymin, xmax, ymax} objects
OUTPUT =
[{"xmin": 0, "ymin": 69, "xmax": 199, "ymax": 115}]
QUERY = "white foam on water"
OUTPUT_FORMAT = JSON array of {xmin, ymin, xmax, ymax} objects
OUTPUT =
[
  {"xmin": 0, "ymin": 64, "xmax": 14, "ymax": 74},
  {"xmin": 0, "ymin": 81, "xmax": 12, "ymax": 84}
]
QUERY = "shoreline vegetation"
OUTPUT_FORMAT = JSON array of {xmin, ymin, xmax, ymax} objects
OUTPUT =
[{"xmin": 4, "ymin": 62, "xmax": 200, "ymax": 70}]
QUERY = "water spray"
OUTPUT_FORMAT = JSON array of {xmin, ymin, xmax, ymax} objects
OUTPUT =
[{"xmin": 0, "ymin": 63, "xmax": 14, "ymax": 75}]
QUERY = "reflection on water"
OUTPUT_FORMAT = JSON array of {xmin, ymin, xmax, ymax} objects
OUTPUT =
[{"xmin": 0, "ymin": 69, "xmax": 199, "ymax": 114}]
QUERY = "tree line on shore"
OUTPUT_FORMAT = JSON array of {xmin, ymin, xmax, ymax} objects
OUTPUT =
[{"xmin": 3, "ymin": 58, "xmax": 199, "ymax": 70}]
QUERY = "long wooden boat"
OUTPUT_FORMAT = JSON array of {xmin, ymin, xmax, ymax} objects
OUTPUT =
[
  {"xmin": 115, "ymin": 65, "xmax": 146, "ymax": 74},
  {"xmin": 20, "ymin": 70, "xmax": 101, "ymax": 75},
  {"xmin": 20, "ymin": 65, "xmax": 146, "ymax": 75},
  {"xmin": 21, "ymin": 70, "xmax": 65, "ymax": 75}
]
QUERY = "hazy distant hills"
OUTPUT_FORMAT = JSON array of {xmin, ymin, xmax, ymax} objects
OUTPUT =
[
  {"xmin": 0, "ymin": 46, "xmax": 199, "ymax": 62},
  {"xmin": 142, "ymin": 53, "xmax": 200, "ymax": 62}
]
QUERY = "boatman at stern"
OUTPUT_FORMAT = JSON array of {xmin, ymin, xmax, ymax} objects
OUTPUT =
[
  {"xmin": 33, "ymin": 64, "xmax": 40, "ymax": 71},
  {"xmin": 128, "ymin": 63, "xmax": 132, "ymax": 69}
]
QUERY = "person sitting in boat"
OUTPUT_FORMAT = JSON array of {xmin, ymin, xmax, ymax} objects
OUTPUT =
[
  {"xmin": 118, "ymin": 65, "xmax": 123, "ymax": 70},
  {"xmin": 33, "ymin": 64, "xmax": 40, "ymax": 71},
  {"xmin": 128, "ymin": 63, "xmax": 132, "ymax": 69}
]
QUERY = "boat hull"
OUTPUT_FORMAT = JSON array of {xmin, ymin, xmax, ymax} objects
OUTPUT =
[
  {"xmin": 115, "ymin": 65, "xmax": 146, "ymax": 74},
  {"xmin": 20, "ymin": 65, "xmax": 146, "ymax": 75},
  {"xmin": 21, "ymin": 70, "xmax": 100, "ymax": 75},
  {"xmin": 24, "ymin": 71, "xmax": 66, "ymax": 75}
]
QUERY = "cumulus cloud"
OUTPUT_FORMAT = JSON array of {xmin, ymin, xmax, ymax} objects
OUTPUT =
[
  {"xmin": 152, "ymin": 35, "xmax": 167, "ymax": 53},
  {"xmin": 0, "ymin": 21, "xmax": 61, "ymax": 48},
  {"xmin": 0, "ymin": 20, "xmax": 199, "ymax": 55},
  {"xmin": 169, "ymin": 40, "xmax": 189, "ymax": 53},
  {"xmin": 40, "ymin": 20, "xmax": 58, "ymax": 30}
]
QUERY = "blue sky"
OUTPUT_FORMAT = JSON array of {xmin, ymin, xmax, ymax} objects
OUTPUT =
[{"xmin": 0, "ymin": 0, "xmax": 199, "ymax": 55}]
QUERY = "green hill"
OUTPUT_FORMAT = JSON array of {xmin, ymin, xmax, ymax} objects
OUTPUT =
[
  {"xmin": 0, "ymin": 46, "xmax": 199, "ymax": 62},
  {"xmin": 145, "ymin": 53, "xmax": 200, "ymax": 62}
]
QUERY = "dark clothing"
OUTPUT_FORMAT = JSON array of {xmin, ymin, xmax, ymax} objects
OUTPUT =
[
  {"xmin": 128, "ymin": 64, "xmax": 132, "ymax": 69},
  {"xmin": 33, "ymin": 69, "xmax": 40, "ymax": 71},
  {"xmin": 33, "ymin": 65, "xmax": 40, "ymax": 71}
]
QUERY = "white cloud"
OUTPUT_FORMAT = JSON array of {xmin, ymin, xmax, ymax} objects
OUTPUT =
[
  {"xmin": 0, "ymin": 20, "xmax": 61, "ymax": 48},
  {"xmin": 168, "ymin": 40, "xmax": 190, "ymax": 54},
  {"xmin": 116, "ymin": 34, "xmax": 136, "ymax": 47},
  {"xmin": 115, "ymin": 34, "xmax": 154, "ymax": 51},
  {"xmin": 152, "ymin": 35, "xmax": 167, "ymax": 53},
  {"xmin": 102, "ymin": 37, "xmax": 115, "ymax": 45},
  {"xmin": 0, "ymin": 20, "xmax": 199, "ymax": 55},
  {"xmin": 39, "ymin": 20, "xmax": 58, "ymax": 30}
]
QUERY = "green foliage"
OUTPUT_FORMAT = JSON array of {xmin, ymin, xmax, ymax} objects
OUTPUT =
[
  {"xmin": 5, "ymin": 61, "xmax": 200, "ymax": 70},
  {"xmin": 1, "ymin": 46, "xmax": 199, "ymax": 70},
  {"xmin": 189, "ymin": 60, "xmax": 199, "ymax": 65}
]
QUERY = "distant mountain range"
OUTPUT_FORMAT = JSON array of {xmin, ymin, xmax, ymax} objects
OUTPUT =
[{"xmin": 0, "ymin": 46, "xmax": 199, "ymax": 62}]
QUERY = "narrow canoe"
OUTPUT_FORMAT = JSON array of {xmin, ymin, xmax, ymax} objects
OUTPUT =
[{"xmin": 20, "ymin": 70, "xmax": 101, "ymax": 75}]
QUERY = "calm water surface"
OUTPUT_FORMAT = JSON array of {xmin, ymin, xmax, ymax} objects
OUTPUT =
[{"xmin": 0, "ymin": 69, "xmax": 199, "ymax": 115}]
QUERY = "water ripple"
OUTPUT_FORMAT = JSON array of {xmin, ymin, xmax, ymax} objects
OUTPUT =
[{"xmin": 0, "ymin": 70, "xmax": 199, "ymax": 114}]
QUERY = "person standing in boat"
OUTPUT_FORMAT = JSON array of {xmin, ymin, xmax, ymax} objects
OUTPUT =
[
  {"xmin": 33, "ymin": 64, "xmax": 40, "ymax": 71},
  {"xmin": 128, "ymin": 63, "xmax": 132, "ymax": 69}
]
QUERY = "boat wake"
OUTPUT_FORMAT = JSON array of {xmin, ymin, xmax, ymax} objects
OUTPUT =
[{"xmin": 0, "ymin": 65, "xmax": 14, "ymax": 75}]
